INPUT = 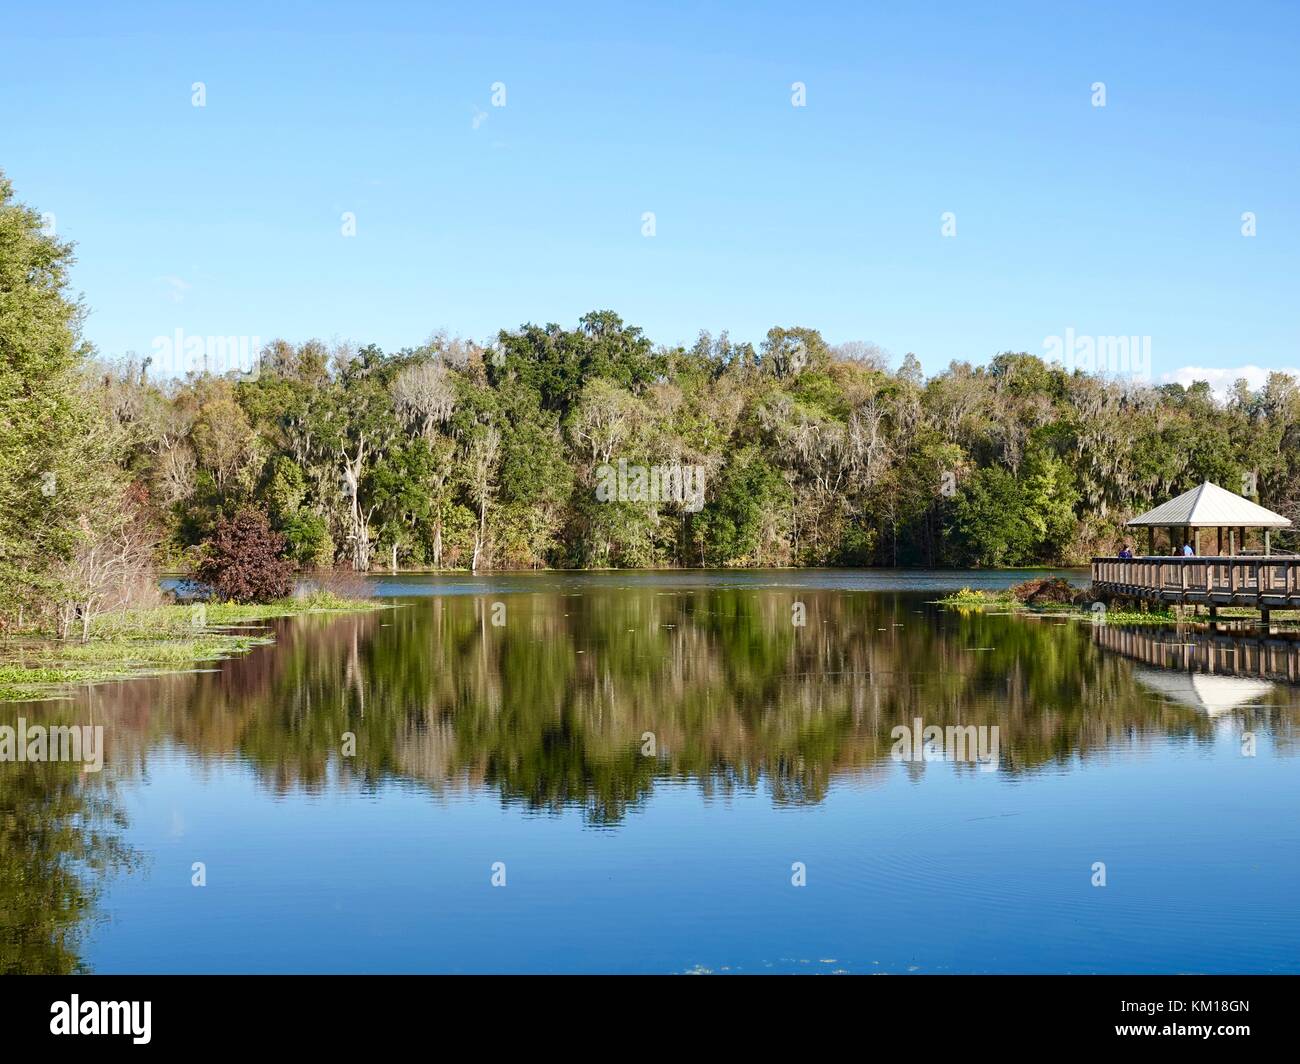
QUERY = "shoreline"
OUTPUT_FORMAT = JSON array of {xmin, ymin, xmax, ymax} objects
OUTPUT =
[{"xmin": 0, "ymin": 592, "xmax": 390, "ymax": 703}]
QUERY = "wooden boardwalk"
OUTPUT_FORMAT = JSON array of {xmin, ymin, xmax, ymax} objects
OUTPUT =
[{"xmin": 1091, "ymin": 556, "xmax": 1300, "ymax": 615}]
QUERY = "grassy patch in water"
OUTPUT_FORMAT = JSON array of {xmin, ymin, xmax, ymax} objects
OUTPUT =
[
  {"xmin": 935, "ymin": 589, "xmax": 1177, "ymax": 625},
  {"xmin": 935, "ymin": 587, "xmax": 1019, "ymax": 609},
  {"xmin": 89, "ymin": 590, "xmax": 381, "ymax": 638},
  {"xmin": 0, "ymin": 664, "xmax": 104, "ymax": 702},
  {"xmin": 1064, "ymin": 606, "xmax": 1177, "ymax": 625},
  {"xmin": 0, "ymin": 592, "xmax": 385, "ymax": 702}
]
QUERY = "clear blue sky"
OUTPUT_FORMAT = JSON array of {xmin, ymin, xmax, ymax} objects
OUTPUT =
[{"xmin": 3, "ymin": 0, "xmax": 1297, "ymax": 387}]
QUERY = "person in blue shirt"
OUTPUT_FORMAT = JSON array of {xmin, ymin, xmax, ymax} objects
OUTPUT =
[{"xmin": 1181, "ymin": 542, "xmax": 1194, "ymax": 556}]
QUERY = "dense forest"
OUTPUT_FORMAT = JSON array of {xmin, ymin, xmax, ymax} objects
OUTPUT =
[{"xmin": 6, "ymin": 171, "xmax": 1300, "ymax": 628}]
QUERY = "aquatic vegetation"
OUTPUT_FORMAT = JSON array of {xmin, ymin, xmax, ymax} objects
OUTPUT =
[
  {"xmin": 936, "ymin": 587, "xmax": 1019, "ymax": 609},
  {"xmin": 936, "ymin": 586, "xmax": 1177, "ymax": 626},
  {"xmin": 0, "ymin": 595, "xmax": 386, "ymax": 702}
]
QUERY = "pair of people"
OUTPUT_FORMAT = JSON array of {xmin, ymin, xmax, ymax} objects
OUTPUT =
[{"xmin": 1117, "ymin": 542, "xmax": 1193, "ymax": 558}]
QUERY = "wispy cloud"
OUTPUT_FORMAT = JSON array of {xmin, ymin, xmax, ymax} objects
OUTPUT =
[
  {"xmin": 158, "ymin": 275, "xmax": 192, "ymax": 304},
  {"xmin": 1161, "ymin": 364, "xmax": 1300, "ymax": 400}
]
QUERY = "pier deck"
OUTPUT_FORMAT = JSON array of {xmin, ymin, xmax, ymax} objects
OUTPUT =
[{"xmin": 1091, "ymin": 556, "xmax": 1300, "ymax": 612}]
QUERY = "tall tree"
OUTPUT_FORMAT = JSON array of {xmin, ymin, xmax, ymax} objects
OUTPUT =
[{"xmin": 0, "ymin": 171, "xmax": 104, "ymax": 624}]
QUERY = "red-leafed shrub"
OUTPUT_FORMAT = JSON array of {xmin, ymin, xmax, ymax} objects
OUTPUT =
[{"xmin": 196, "ymin": 507, "xmax": 293, "ymax": 603}]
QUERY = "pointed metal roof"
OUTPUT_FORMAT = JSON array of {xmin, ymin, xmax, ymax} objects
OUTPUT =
[{"xmin": 1126, "ymin": 481, "xmax": 1291, "ymax": 528}]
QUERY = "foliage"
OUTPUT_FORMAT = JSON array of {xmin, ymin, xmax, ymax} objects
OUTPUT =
[
  {"xmin": 74, "ymin": 319, "xmax": 1300, "ymax": 577},
  {"xmin": 942, "ymin": 587, "xmax": 1001, "ymax": 606},
  {"xmin": 0, "ymin": 171, "xmax": 103, "ymax": 624},
  {"xmin": 696, "ymin": 450, "xmax": 790, "ymax": 565},
  {"xmin": 195, "ymin": 507, "xmax": 293, "ymax": 603},
  {"xmin": 8, "ymin": 164, "xmax": 1300, "ymax": 613}
]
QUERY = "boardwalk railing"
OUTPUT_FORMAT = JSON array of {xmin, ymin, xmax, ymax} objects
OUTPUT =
[{"xmin": 1091, "ymin": 555, "xmax": 1300, "ymax": 608}]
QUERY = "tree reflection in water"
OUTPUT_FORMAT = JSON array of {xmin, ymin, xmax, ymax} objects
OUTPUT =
[
  {"xmin": 0, "ymin": 743, "xmax": 137, "ymax": 973},
  {"xmin": 6, "ymin": 586, "xmax": 1299, "ymax": 971}
]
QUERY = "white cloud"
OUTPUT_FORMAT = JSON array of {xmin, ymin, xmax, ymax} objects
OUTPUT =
[
  {"xmin": 1160, "ymin": 364, "xmax": 1300, "ymax": 400},
  {"xmin": 158, "ymin": 275, "xmax": 192, "ymax": 304}
]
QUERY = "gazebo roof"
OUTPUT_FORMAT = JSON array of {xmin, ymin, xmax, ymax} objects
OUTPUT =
[{"xmin": 1126, "ymin": 481, "xmax": 1291, "ymax": 529}]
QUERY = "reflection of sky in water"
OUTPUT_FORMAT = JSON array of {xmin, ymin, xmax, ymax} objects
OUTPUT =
[
  {"xmin": 10, "ymin": 572, "xmax": 1299, "ymax": 974},
  {"xmin": 89, "ymin": 734, "xmax": 1299, "ymax": 974}
]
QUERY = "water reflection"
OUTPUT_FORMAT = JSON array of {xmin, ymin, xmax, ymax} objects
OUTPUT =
[
  {"xmin": 1095, "ymin": 621, "xmax": 1300, "ymax": 686},
  {"xmin": 5, "ymin": 585, "xmax": 1300, "ymax": 972},
  {"xmin": 86, "ymin": 592, "xmax": 1300, "ymax": 807},
  {"xmin": 0, "ymin": 725, "xmax": 138, "ymax": 973}
]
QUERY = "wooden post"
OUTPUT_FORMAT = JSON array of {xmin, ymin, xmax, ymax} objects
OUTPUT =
[
  {"xmin": 1194, "ymin": 528, "xmax": 1201, "ymax": 555},
  {"xmin": 1265, "ymin": 529, "xmax": 1271, "ymax": 556},
  {"xmin": 1230, "ymin": 529, "xmax": 1237, "ymax": 555},
  {"xmin": 1217, "ymin": 527, "xmax": 1223, "ymax": 555}
]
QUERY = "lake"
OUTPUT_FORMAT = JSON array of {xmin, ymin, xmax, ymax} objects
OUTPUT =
[{"xmin": 5, "ymin": 569, "xmax": 1299, "ymax": 974}]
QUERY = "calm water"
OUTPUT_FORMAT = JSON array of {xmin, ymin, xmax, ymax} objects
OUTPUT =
[{"xmin": 5, "ymin": 569, "xmax": 1299, "ymax": 974}]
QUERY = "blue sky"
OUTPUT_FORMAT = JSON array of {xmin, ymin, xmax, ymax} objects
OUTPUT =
[{"xmin": 2, "ymin": 0, "xmax": 1297, "ymax": 387}]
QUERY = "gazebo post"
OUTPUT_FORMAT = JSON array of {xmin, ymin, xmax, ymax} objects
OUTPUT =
[
  {"xmin": 1194, "ymin": 528, "xmax": 1200, "ymax": 555},
  {"xmin": 1217, "ymin": 527, "xmax": 1223, "ymax": 556},
  {"xmin": 1229, "ymin": 529, "xmax": 1236, "ymax": 555},
  {"xmin": 1265, "ymin": 529, "xmax": 1271, "ymax": 556}
]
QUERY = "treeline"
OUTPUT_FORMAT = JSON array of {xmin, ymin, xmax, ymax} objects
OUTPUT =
[
  {"xmin": 7, "ymin": 171, "xmax": 1300, "ymax": 628},
  {"xmin": 104, "ymin": 324, "xmax": 1300, "ymax": 575}
]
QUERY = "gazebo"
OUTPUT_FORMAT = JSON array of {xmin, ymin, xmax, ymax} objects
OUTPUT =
[
  {"xmin": 1125, "ymin": 481, "xmax": 1291, "ymax": 556},
  {"xmin": 1094, "ymin": 483, "xmax": 1297, "ymax": 620}
]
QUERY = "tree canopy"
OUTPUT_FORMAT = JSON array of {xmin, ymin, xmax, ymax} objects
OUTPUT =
[{"xmin": 5, "ymin": 168, "xmax": 1300, "ymax": 627}]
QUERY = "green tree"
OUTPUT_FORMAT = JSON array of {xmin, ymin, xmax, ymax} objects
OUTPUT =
[
  {"xmin": 948, "ymin": 466, "xmax": 1037, "ymax": 567},
  {"xmin": 0, "ymin": 171, "xmax": 104, "ymax": 624},
  {"xmin": 697, "ymin": 451, "xmax": 789, "ymax": 565}
]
